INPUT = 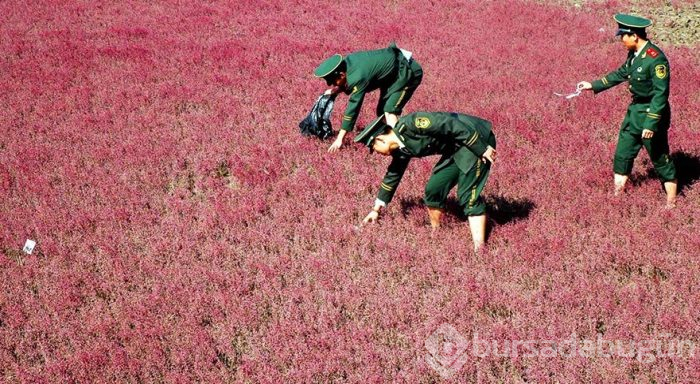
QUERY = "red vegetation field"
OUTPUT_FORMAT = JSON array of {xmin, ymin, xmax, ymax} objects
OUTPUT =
[{"xmin": 1, "ymin": 0, "xmax": 699, "ymax": 382}]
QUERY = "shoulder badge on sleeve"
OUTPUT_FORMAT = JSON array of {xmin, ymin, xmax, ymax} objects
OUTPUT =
[
  {"xmin": 655, "ymin": 64, "xmax": 667, "ymax": 79},
  {"xmin": 415, "ymin": 117, "xmax": 431, "ymax": 129},
  {"xmin": 646, "ymin": 48, "xmax": 658, "ymax": 58}
]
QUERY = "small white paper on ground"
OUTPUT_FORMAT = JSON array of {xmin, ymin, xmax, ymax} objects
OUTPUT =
[{"xmin": 23, "ymin": 239, "xmax": 36, "ymax": 254}]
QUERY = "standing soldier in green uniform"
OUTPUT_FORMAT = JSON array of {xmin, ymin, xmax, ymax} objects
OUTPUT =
[
  {"xmin": 314, "ymin": 43, "xmax": 423, "ymax": 152},
  {"xmin": 354, "ymin": 112, "xmax": 497, "ymax": 252},
  {"xmin": 578, "ymin": 14, "xmax": 677, "ymax": 208}
]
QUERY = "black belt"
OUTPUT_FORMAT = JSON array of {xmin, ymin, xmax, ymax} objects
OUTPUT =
[{"xmin": 632, "ymin": 96, "xmax": 652, "ymax": 104}]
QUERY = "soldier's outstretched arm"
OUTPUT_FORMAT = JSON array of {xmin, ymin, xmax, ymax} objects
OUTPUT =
[
  {"xmin": 330, "ymin": 84, "xmax": 369, "ymax": 152},
  {"xmin": 341, "ymin": 82, "xmax": 369, "ymax": 132},
  {"xmin": 589, "ymin": 60, "xmax": 630, "ymax": 93},
  {"xmin": 362, "ymin": 154, "xmax": 411, "ymax": 225}
]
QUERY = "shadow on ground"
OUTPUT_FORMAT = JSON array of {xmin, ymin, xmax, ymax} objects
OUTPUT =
[
  {"xmin": 635, "ymin": 151, "xmax": 700, "ymax": 194},
  {"xmin": 674, "ymin": 151, "xmax": 700, "ymax": 193},
  {"xmin": 398, "ymin": 195, "xmax": 536, "ymax": 226},
  {"xmin": 486, "ymin": 195, "xmax": 536, "ymax": 225}
]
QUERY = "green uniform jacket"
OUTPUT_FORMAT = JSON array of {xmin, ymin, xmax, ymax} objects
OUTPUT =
[
  {"xmin": 341, "ymin": 44, "xmax": 415, "ymax": 131},
  {"xmin": 377, "ymin": 112, "xmax": 494, "ymax": 204},
  {"xmin": 591, "ymin": 42, "xmax": 670, "ymax": 133}
]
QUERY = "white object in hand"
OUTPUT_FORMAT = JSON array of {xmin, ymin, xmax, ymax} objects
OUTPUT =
[{"xmin": 553, "ymin": 89, "xmax": 582, "ymax": 99}]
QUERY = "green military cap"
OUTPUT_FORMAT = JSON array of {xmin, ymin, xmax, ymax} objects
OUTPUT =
[
  {"xmin": 354, "ymin": 115, "xmax": 389, "ymax": 150},
  {"xmin": 314, "ymin": 54, "xmax": 344, "ymax": 78},
  {"xmin": 614, "ymin": 13, "xmax": 652, "ymax": 36}
]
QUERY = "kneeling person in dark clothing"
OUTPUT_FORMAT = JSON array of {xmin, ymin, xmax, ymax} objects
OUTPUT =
[{"xmin": 356, "ymin": 112, "xmax": 497, "ymax": 252}]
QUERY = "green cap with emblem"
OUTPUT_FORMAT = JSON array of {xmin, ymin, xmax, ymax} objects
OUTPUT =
[
  {"xmin": 354, "ymin": 115, "xmax": 389, "ymax": 150},
  {"xmin": 614, "ymin": 13, "xmax": 651, "ymax": 36},
  {"xmin": 314, "ymin": 54, "xmax": 344, "ymax": 79}
]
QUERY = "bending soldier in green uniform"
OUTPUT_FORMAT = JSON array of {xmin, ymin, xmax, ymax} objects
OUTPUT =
[
  {"xmin": 578, "ymin": 14, "xmax": 677, "ymax": 208},
  {"xmin": 314, "ymin": 44, "xmax": 423, "ymax": 152},
  {"xmin": 355, "ymin": 112, "xmax": 497, "ymax": 252}
]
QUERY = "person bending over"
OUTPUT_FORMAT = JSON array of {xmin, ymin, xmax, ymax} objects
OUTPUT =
[{"xmin": 355, "ymin": 112, "xmax": 496, "ymax": 252}]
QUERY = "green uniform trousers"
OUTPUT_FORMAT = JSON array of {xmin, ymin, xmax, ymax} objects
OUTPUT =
[
  {"xmin": 424, "ymin": 157, "xmax": 491, "ymax": 216},
  {"xmin": 377, "ymin": 59, "xmax": 423, "ymax": 117},
  {"xmin": 614, "ymin": 104, "xmax": 676, "ymax": 181}
]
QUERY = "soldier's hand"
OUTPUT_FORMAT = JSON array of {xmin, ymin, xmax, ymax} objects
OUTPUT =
[
  {"xmin": 328, "ymin": 130, "xmax": 347, "ymax": 153},
  {"xmin": 482, "ymin": 146, "xmax": 496, "ymax": 164},
  {"xmin": 328, "ymin": 138, "xmax": 343, "ymax": 152},
  {"xmin": 577, "ymin": 81, "xmax": 592, "ymax": 91},
  {"xmin": 362, "ymin": 210, "xmax": 379, "ymax": 224},
  {"xmin": 642, "ymin": 129, "xmax": 654, "ymax": 139}
]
